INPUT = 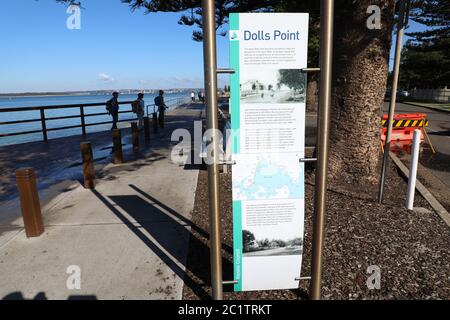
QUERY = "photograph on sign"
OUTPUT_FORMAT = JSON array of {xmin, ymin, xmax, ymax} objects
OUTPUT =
[
  {"xmin": 240, "ymin": 69, "xmax": 306, "ymax": 104},
  {"xmin": 230, "ymin": 12, "xmax": 308, "ymax": 292}
]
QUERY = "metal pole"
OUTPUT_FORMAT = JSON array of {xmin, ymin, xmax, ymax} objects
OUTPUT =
[
  {"xmin": 310, "ymin": 0, "xmax": 334, "ymax": 300},
  {"xmin": 406, "ymin": 129, "xmax": 421, "ymax": 210},
  {"xmin": 378, "ymin": 0, "xmax": 407, "ymax": 203},
  {"xmin": 201, "ymin": 0, "xmax": 223, "ymax": 300}
]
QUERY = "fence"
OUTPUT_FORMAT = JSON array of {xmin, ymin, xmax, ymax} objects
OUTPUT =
[
  {"xmin": 0, "ymin": 97, "xmax": 191, "ymax": 144},
  {"xmin": 410, "ymin": 88, "xmax": 450, "ymax": 103}
]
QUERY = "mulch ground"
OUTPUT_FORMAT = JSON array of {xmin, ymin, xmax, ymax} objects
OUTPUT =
[{"xmin": 182, "ymin": 162, "xmax": 450, "ymax": 300}]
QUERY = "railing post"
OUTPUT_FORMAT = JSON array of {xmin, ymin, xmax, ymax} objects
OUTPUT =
[
  {"xmin": 40, "ymin": 109, "xmax": 48, "ymax": 142},
  {"xmin": 112, "ymin": 129, "xmax": 123, "ymax": 164},
  {"xmin": 15, "ymin": 168, "xmax": 44, "ymax": 238},
  {"xmin": 152, "ymin": 112, "xmax": 159, "ymax": 134},
  {"xmin": 80, "ymin": 106, "xmax": 87, "ymax": 136},
  {"xmin": 80, "ymin": 141, "xmax": 95, "ymax": 189},
  {"xmin": 144, "ymin": 116, "xmax": 150, "ymax": 143},
  {"xmin": 131, "ymin": 122, "xmax": 140, "ymax": 152}
]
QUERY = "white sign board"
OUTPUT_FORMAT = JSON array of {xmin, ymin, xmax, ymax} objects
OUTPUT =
[{"xmin": 230, "ymin": 12, "xmax": 309, "ymax": 291}]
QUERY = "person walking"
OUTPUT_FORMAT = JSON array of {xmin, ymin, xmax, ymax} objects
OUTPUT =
[
  {"xmin": 154, "ymin": 90, "xmax": 168, "ymax": 128},
  {"xmin": 191, "ymin": 91, "xmax": 196, "ymax": 102},
  {"xmin": 106, "ymin": 92, "xmax": 120, "ymax": 130},
  {"xmin": 133, "ymin": 93, "xmax": 145, "ymax": 130}
]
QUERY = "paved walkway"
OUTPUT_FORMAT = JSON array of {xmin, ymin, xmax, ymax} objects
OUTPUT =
[{"xmin": 0, "ymin": 103, "xmax": 204, "ymax": 300}]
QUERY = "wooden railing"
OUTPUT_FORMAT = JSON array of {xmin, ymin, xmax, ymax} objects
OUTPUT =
[
  {"xmin": 0, "ymin": 97, "xmax": 190, "ymax": 142},
  {"xmin": 0, "ymin": 101, "xmax": 135, "ymax": 141}
]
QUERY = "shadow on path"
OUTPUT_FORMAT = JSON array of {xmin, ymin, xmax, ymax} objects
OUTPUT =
[{"xmin": 91, "ymin": 188, "xmax": 222, "ymax": 299}]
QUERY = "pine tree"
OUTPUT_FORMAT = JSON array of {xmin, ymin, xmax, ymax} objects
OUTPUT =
[{"xmin": 400, "ymin": 0, "xmax": 450, "ymax": 89}]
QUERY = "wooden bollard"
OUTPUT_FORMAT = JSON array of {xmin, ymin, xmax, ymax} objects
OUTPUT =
[
  {"xmin": 80, "ymin": 141, "xmax": 95, "ymax": 189},
  {"xmin": 131, "ymin": 122, "xmax": 139, "ymax": 152},
  {"xmin": 15, "ymin": 168, "xmax": 44, "ymax": 238},
  {"xmin": 152, "ymin": 112, "xmax": 159, "ymax": 134},
  {"xmin": 112, "ymin": 129, "xmax": 123, "ymax": 164},
  {"xmin": 143, "ymin": 116, "xmax": 150, "ymax": 143}
]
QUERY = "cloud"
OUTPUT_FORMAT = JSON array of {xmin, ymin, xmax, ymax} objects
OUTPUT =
[{"xmin": 98, "ymin": 73, "xmax": 115, "ymax": 82}]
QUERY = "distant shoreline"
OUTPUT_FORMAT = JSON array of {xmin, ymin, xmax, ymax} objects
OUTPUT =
[{"xmin": 0, "ymin": 89, "xmax": 196, "ymax": 99}]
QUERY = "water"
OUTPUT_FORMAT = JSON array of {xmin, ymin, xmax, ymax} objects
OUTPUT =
[{"xmin": 0, "ymin": 92, "xmax": 189, "ymax": 146}]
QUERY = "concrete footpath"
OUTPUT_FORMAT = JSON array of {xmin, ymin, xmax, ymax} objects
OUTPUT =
[{"xmin": 0, "ymin": 103, "xmax": 203, "ymax": 300}]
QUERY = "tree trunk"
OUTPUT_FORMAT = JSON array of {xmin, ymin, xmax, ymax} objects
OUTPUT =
[
  {"xmin": 328, "ymin": 0, "xmax": 395, "ymax": 192},
  {"xmin": 306, "ymin": 73, "xmax": 318, "ymax": 113}
]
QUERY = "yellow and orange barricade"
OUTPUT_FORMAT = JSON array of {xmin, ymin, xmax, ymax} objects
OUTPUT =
[{"xmin": 381, "ymin": 113, "xmax": 433, "ymax": 153}]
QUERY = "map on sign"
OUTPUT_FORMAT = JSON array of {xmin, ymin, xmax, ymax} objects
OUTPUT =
[{"xmin": 232, "ymin": 155, "xmax": 304, "ymax": 201}]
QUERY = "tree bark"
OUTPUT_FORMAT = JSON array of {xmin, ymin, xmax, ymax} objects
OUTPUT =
[
  {"xmin": 328, "ymin": 0, "xmax": 395, "ymax": 191},
  {"xmin": 306, "ymin": 73, "xmax": 319, "ymax": 113}
]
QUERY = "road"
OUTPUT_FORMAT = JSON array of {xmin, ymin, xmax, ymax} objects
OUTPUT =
[{"xmin": 383, "ymin": 102, "xmax": 450, "ymax": 188}]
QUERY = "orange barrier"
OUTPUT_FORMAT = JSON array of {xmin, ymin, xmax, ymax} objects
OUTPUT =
[{"xmin": 381, "ymin": 113, "xmax": 429, "ymax": 153}]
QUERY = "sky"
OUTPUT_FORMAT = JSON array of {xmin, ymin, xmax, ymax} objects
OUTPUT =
[
  {"xmin": 0, "ymin": 1, "xmax": 428, "ymax": 93},
  {"xmin": 0, "ymin": 0, "xmax": 230, "ymax": 93}
]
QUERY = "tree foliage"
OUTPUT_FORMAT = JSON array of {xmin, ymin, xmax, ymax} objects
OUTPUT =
[{"xmin": 400, "ymin": 0, "xmax": 450, "ymax": 88}]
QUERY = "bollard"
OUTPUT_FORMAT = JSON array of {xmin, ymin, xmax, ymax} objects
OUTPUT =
[
  {"xmin": 80, "ymin": 141, "xmax": 95, "ymax": 189},
  {"xmin": 131, "ymin": 122, "xmax": 140, "ymax": 152},
  {"xmin": 15, "ymin": 168, "xmax": 44, "ymax": 238},
  {"xmin": 159, "ymin": 109, "xmax": 165, "ymax": 128},
  {"xmin": 406, "ymin": 129, "xmax": 421, "ymax": 210},
  {"xmin": 152, "ymin": 112, "xmax": 159, "ymax": 134},
  {"xmin": 143, "ymin": 116, "xmax": 150, "ymax": 143},
  {"xmin": 112, "ymin": 129, "xmax": 123, "ymax": 164}
]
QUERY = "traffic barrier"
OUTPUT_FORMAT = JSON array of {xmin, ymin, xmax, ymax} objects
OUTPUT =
[
  {"xmin": 381, "ymin": 113, "xmax": 429, "ymax": 153},
  {"xmin": 15, "ymin": 168, "xmax": 44, "ymax": 238},
  {"xmin": 80, "ymin": 141, "xmax": 95, "ymax": 189}
]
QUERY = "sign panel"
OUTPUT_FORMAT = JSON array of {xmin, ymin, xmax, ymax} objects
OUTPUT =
[{"xmin": 230, "ymin": 13, "xmax": 309, "ymax": 291}]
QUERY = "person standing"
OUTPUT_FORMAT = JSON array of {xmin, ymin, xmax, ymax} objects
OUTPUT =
[
  {"xmin": 106, "ymin": 92, "xmax": 120, "ymax": 130},
  {"xmin": 191, "ymin": 91, "xmax": 196, "ymax": 102},
  {"xmin": 154, "ymin": 90, "xmax": 168, "ymax": 128},
  {"xmin": 133, "ymin": 93, "xmax": 145, "ymax": 130}
]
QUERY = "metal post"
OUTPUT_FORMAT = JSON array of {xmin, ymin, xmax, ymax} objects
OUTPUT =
[
  {"xmin": 201, "ymin": 0, "xmax": 223, "ymax": 300},
  {"xmin": 112, "ymin": 129, "xmax": 123, "ymax": 164},
  {"xmin": 144, "ymin": 116, "xmax": 150, "ymax": 143},
  {"xmin": 406, "ymin": 129, "xmax": 421, "ymax": 210},
  {"xmin": 310, "ymin": 0, "xmax": 334, "ymax": 300},
  {"xmin": 131, "ymin": 122, "xmax": 140, "ymax": 152},
  {"xmin": 378, "ymin": 0, "xmax": 407, "ymax": 203},
  {"xmin": 80, "ymin": 141, "xmax": 95, "ymax": 189},
  {"xmin": 40, "ymin": 109, "xmax": 48, "ymax": 142},
  {"xmin": 15, "ymin": 168, "xmax": 44, "ymax": 238}
]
